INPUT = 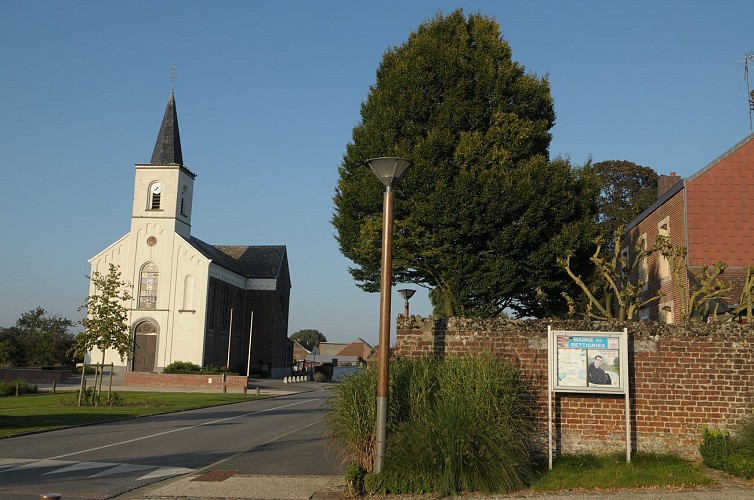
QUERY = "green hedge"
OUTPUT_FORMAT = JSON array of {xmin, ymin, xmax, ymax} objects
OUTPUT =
[
  {"xmin": 0, "ymin": 380, "xmax": 38, "ymax": 396},
  {"xmin": 700, "ymin": 423, "xmax": 754, "ymax": 479}
]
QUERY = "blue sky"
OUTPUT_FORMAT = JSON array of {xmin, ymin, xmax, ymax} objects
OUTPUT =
[{"xmin": 1, "ymin": 1, "xmax": 752, "ymax": 345}]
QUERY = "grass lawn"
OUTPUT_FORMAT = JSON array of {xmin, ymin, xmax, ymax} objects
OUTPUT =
[
  {"xmin": 530, "ymin": 453, "xmax": 715, "ymax": 492},
  {"xmin": 0, "ymin": 391, "xmax": 263, "ymax": 438}
]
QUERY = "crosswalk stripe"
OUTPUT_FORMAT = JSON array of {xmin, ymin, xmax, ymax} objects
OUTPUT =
[
  {"xmin": 1, "ymin": 459, "xmax": 74, "ymax": 472},
  {"xmin": 45, "ymin": 461, "xmax": 118, "ymax": 474},
  {"xmin": 138, "ymin": 466, "xmax": 194, "ymax": 480},
  {"xmin": 88, "ymin": 463, "xmax": 154, "ymax": 477}
]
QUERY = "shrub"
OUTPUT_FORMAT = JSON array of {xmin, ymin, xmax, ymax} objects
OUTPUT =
[
  {"xmin": 326, "ymin": 354, "xmax": 538, "ymax": 496},
  {"xmin": 163, "ymin": 361, "xmax": 202, "ymax": 374},
  {"xmin": 313, "ymin": 371, "xmax": 328, "ymax": 382},
  {"xmin": 0, "ymin": 380, "xmax": 38, "ymax": 396},
  {"xmin": 700, "ymin": 419, "xmax": 754, "ymax": 479}
]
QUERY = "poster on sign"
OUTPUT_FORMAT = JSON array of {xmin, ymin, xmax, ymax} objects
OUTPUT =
[{"xmin": 549, "ymin": 329, "xmax": 628, "ymax": 395}]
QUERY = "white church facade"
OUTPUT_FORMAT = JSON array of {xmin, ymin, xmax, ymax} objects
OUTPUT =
[{"xmin": 88, "ymin": 92, "xmax": 292, "ymax": 377}]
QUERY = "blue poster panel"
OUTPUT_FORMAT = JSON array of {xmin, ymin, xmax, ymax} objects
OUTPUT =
[{"xmin": 549, "ymin": 329, "xmax": 628, "ymax": 395}]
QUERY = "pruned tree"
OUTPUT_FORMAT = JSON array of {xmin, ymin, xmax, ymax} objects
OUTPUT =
[
  {"xmin": 332, "ymin": 9, "xmax": 598, "ymax": 318},
  {"xmin": 559, "ymin": 228, "xmax": 661, "ymax": 320},
  {"xmin": 729, "ymin": 266, "xmax": 754, "ymax": 323},
  {"xmin": 657, "ymin": 236, "xmax": 731, "ymax": 322}
]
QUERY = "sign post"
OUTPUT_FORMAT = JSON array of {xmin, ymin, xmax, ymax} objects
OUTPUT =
[{"xmin": 547, "ymin": 327, "xmax": 631, "ymax": 468}]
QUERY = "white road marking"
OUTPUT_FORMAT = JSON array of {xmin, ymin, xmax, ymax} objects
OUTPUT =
[
  {"xmin": 137, "ymin": 466, "xmax": 194, "ymax": 480},
  {"xmin": 44, "ymin": 461, "xmax": 118, "ymax": 474},
  {"xmin": 46, "ymin": 397, "xmax": 321, "ymax": 461}
]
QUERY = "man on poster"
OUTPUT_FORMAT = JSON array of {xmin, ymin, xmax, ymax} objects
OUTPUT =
[{"xmin": 588, "ymin": 355, "xmax": 612, "ymax": 385}]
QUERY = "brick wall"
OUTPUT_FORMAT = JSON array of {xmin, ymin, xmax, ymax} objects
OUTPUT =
[
  {"xmin": 396, "ymin": 317, "xmax": 754, "ymax": 459},
  {"xmin": 625, "ymin": 186, "xmax": 687, "ymax": 323},
  {"xmin": 124, "ymin": 372, "xmax": 249, "ymax": 389}
]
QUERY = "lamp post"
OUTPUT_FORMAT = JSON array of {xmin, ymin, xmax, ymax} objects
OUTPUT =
[
  {"xmin": 367, "ymin": 156, "xmax": 412, "ymax": 473},
  {"xmin": 398, "ymin": 288, "xmax": 416, "ymax": 318}
]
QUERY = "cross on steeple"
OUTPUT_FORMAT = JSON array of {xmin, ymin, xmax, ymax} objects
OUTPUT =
[{"xmin": 170, "ymin": 62, "xmax": 178, "ymax": 93}]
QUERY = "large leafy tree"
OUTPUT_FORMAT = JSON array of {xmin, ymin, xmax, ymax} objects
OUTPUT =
[
  {"xmin": 290, "ymin": 329, "xmax": 327, "ymax": 350},
  {"xmin": 333, "ymin": 10, "xmax": 598, "ymax": 317},
  {"xmin": 593, "ymin": 160, "xmax": 658, "ymax": 246},
  {"xmin": 0, "ymin": 308, "xmax": 75, "ymax": 367},
  {"xmin": 74, "ymin": 264, "xmax": 133, "ymax": 365}
]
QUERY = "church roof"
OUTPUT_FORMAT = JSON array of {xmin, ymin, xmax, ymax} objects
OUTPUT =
[
  {"xmin": 189, "ymin": 237, "xmax": 287, "ymax": 279},
  {"xmin": 150, "ymin": 92, "xmax": 183, "ymax": 165}
]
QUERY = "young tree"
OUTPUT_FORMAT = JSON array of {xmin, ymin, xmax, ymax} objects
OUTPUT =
[
  {"xmin": 332, "ymin": 9, "xmax": 598, "ymax": 318},
  {"xmin": 75, "ymin": 264, "xmax": 133, "ymax": 367},
  {"xmin": 290, "ymin": 329, "xmax": 327, "ymax": 350}
]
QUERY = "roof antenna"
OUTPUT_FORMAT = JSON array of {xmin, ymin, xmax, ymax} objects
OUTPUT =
[
  {"xmin": 743, "ymin": 53, "xmax": 754, "ymax": 131},
  {"xmin": 170, "ymin": 62, "xmax": 178, "ymax": 93}
]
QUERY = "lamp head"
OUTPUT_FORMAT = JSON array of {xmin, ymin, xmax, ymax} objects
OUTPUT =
[
  {"xmin": 398, "ymin": 288, "xmax": 416, "ymax": 301},
  {"xmin": 366, "ymin": 157, "xmax": 412, "ymax": 188}
]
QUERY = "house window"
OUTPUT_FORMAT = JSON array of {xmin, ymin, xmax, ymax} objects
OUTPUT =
[
  {"xmin": 138, "ymin": 262, "xmax": 159, "ymax": 309},
  {"xmin": 659, "ymin": 300, "xmax": 674, "ymax": 324},
  {"xmin": 638, "ymin": 308, "xmax": 650, "ymax": 321},
  {"xmin": 149, "ymin": 182, "xmax": 163, "ymax": 210},
  {"xmin": 658, "ymin": 218, "xmax": 670, "ymax": 280}
]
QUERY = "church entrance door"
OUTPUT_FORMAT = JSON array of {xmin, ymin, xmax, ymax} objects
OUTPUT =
[{"xmin": 133, "ymin": 321, "xmax": 157, "ymax": 372}]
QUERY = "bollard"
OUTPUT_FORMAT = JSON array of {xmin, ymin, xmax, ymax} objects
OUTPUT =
[
  {"xmin": 222, "ymin": 373, "xmax": 227, "ymax": 394},
  {"xmin": 39, "ymin": 494, "xmax": 62, "ymax": 499},
  {"xmin": 243, "ymin": 385, "xmax": 247, "ymax": 395}
]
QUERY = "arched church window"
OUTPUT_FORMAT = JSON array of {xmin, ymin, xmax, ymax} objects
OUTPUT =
[
  {"xmin": 149, "ymin": 182, "xmax": 162, "ymax": 210},
  {"xmin": 138, "ymin": 262, "xmax": 159, "ymax": 309}
]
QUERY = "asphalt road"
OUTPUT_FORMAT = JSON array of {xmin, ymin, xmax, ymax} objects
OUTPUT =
[{"xmin": 0, "ymin": 389, "xmax": 343, "ymax": 499}]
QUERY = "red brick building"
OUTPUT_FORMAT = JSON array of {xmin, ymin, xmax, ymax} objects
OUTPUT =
[{"xmin": 624, "ymin": 132, "xmax": 754, "ymax": 322}]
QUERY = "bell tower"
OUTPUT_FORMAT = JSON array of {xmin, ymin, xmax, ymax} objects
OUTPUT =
[{"xmin": 131, "ymin": 92, "xmax": 196, "ymax": 239}]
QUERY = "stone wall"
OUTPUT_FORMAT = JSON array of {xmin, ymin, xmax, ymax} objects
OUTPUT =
[
  {"xmin": 124, "ymin": 372, "xmax": 249, "ymax": 390},
  {"xmin": 396, "ymin": 317, "xmax": 754, "ymax": 459}
]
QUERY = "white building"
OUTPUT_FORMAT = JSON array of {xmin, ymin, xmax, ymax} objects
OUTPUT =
[{"xmin": 89, "ymin": 92, "xmax": 292, "ymax": 376}]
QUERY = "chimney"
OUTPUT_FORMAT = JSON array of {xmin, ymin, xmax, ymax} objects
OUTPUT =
[{"xmin": 657, "ymin": 171, "xmax": 681, "ymax": 199}]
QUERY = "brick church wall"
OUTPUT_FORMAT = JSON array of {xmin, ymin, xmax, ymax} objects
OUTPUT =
[{"xmin": 396, "ymin": 317, "xmax": 754, "ymax": 459}]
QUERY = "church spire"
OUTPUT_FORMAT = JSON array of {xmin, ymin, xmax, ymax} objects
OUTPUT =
[{"xmin": 150, "ymin": 92, "xmax": 183, "ymax": 165}]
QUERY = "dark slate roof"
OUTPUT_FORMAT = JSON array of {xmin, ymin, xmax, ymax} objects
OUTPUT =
[
  {"xmin": 624, "ymin": 178, "xmax": 684, "ymax": 233},
  {"xmin": 188, "ymin": 236, "xmax": 287, "ymax": 279},
  {"xmin": 150, "ymin": 92, "xmax": 183, "ymax": 165}
]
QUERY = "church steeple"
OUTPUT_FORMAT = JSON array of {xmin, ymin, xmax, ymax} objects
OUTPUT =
[{"xmin": 150, "ymin": 92, "xmax": 183, "ymax": 165}]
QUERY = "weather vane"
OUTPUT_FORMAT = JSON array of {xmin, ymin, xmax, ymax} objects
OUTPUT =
[{"xmin": 170, "ymin": 62, "xmax": 178, "ymax": 92}]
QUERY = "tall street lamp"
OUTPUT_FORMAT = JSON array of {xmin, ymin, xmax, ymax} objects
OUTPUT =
[
  {"xmin": 366, "ymin": 156, "xmax": 412, "ymax": 473},
  {"xmin": 398, "ymin": 288, "xmax": 416, "ymax": 318}
]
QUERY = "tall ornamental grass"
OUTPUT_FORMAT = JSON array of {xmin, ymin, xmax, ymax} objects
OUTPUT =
[{"xmin": 325, "ymin": 354, "xmax": 539, "ymax": 496}]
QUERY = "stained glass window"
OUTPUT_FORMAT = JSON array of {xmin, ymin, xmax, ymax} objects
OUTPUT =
[{"xmin": 138, "ymin": 262, "xmax": 159, "ymax": 309}]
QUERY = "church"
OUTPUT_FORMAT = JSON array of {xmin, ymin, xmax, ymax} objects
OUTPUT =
[{"xmin": 88, "ymin": 92, "xmax": 292, "ymax": 377}]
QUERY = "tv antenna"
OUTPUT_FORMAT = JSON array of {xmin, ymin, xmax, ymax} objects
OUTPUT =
[{"xmin": 743, "ymin": 53, "xmax": 754, "ymax": 131}]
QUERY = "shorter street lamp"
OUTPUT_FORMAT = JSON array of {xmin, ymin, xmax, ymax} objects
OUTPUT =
[
  {"xmin": 367, "ymin": 157, "xmax": 412, "ymax": 474},
  {"xmin": 398, "ymin": 288, "xmax": 416, "ymax": 318}
]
